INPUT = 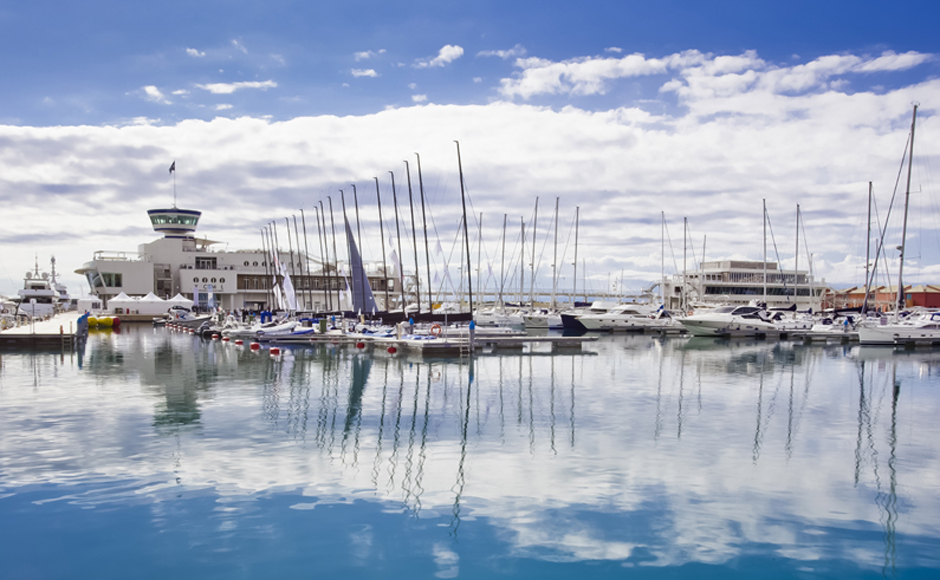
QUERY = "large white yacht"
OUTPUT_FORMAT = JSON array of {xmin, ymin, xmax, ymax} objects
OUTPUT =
[
  {"xmin": 678, "ymin": 305, "xmax": 779, "ymax": 337},
  {"xmin": 15, "ymin": 256, "xmax": 67, "ymax": 319},
  {"xmin": 857, "ymin": 312, "xmax": 940, "ymax": 345},
  {"xmin": 76, "ymin": 206, "xmax": 394, "ymax": 312}
]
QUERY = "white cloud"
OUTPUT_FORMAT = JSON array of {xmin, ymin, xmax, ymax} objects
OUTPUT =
[
  {"xmin": 215, "ymin": 104, "xmax": 233, "ymax": 111},
  {"xmin": 171, "ymin": 89, "xmax": 190, "ymax": 96},
  {"xmin": 354, "ymin": 49, "xmax": 386, "ymax": 61},
  {"xmin": 195, "ymin": 80, "xmax": 277, "ymax": 94},
  {"xmin": 408, "ymin": 83, "xmax": 417, "ymax": 90},
  {"xmin": 231, "ymin": 39, "xmax": 248, "ymax": 54},
  {"xmin": 605, "ymin": 47, "xmax": 623, "ymax": 54},
  {"xmin": 477, "ymin": 44, "xmax": 526, "ymax": 60},
  {"xmin": 414, "ymin": 45, "xmax": 464, "ymax": 68},
  {"xmin": 351, "ymin": 69, "xmax": 379, "ymax": 78},
  {"xmin": 186, "ymin": 48, "xmax": 206, "ymax": 58},
  {"xmin": 1, "ymin": 48, "xmax": 938, "ymax": 295},
  {"xmin": 412, "ymin": 94, "xmax": 427, "ymax": 103},
  {"xmin": 141, "ymin": 85, "xmax": 171, "ymax": 104}
]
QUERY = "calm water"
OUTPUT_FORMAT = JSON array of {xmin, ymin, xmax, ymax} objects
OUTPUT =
[{"xmin": 1, "ymin": 326, "xmax": 939, "ymax": 579}]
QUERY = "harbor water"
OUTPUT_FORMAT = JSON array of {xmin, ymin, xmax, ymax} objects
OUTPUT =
[{"xmin": 1, "ymin": 326, "xmax": 939, "ymax": 579}]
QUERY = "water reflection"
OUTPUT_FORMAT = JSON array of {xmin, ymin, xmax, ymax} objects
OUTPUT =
[{"xmin": 1, "ymin": 329, "xmax": 939, "ymax": 577}]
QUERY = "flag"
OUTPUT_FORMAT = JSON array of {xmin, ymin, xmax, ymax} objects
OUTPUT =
[{"xmin": 169, "ymin": 161, "xmax": 176, "ymax": 173}]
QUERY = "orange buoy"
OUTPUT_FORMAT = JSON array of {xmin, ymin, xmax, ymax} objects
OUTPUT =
[{"xmin": 429, "ymin": 323, "xmax": 442, "ymax": 336}]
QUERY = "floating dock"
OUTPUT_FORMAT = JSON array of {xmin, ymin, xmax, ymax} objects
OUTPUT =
[{"xmin": 0, "ymin": 311, "xmax": 86, "ymax": 351}]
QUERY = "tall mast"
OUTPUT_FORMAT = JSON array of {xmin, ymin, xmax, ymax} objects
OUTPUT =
[
  {"xmin": 682, "ymin": 217, "xmax": 687, "ymax": 312},
  {"xmin": 403, "ymin": 160, "xmax": 421, "ymax": 313},
  {"xmin": 794, "ymin": 205, "xmax": 800, "ymax": 307},
  {"xmin": 300, "ymin": 210, "xmax": 313, "ymax": 312},
  {"xmin": 862, "ymin": 183, "xmax": 872, "ymax": 314},
  {"xmin": 455, "ymin": 141, "xmax": 474, "ymax": 314},
  {"xmin": 389, "ymin": 171, "xmax": 405, "ymax": 310},
  {"xmin": 519, "ymin": 219, "xmax": 525, "ymax": 306},
  {"xmin": 327, "ymin": 196, "xmax": 340, "ymax": 312},
  {"xmin": 260, "ymin": 228, "xmax": 272, "ymax": 309},
  {"xmin": 530, "ymin": 197, "xmax": 539, "ymax": 306},
  {"xmin": 763, "ymin": 199, "xmax": 768, "ymax": 305},
  {"xmin": 573, "ymin": 207, "xmax": 579, "ymax": 306},
  {"xmin": 415, "ymin": 153, "xmax": 433, "ymax": 312},
  {"xmin": 896, "ymin": 104, "xmax": 918, "ymax": 314},
  {"xmin": 374, "ymin": 177, "xmax": 390, "ymax": 310},
  {"xmin": 551, "ymin": 197, "xmax": 559, "ymax": 310},
  {"xmin": 477, "ymin": 212, "xmax": 483, "ymax": 305},
  {"xmin": 317, "ymin": 202, "xmax": 333, "ymax": 311},
  {"xmin": 499, "ymin": 213, "xmax": 507, "ymax": 308},
  {"xmin": 350, "ymin": 184, "xmax": 362, "ymax": 256},
  {"xmin": 285, "ymin": 217, "xmax": 296, "ymax": 311}
]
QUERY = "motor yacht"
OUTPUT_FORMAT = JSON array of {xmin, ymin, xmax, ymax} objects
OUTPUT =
[{"xmin": 678, "ymin": 305, "xmax": 778, "ymax": 337}]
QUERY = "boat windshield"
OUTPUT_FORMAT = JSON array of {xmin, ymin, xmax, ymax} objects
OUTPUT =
[{"xmin": 712, "ymin": 306, "xmax": 737, "ymax": 314}]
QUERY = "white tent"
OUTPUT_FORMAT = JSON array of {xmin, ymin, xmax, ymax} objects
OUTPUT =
[
  {"xmin": 134, "ymin": 292, "xmax": 169, "ymax": 315},
  {"xmin": 167, "ymin": 293, "xmax": 194, "ymax": 309},
  {"xmin": 108, "ymin": 292, "xmax": 136, "ymax": 314}
]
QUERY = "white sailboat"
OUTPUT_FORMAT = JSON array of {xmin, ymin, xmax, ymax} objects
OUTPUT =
[{"xmin": 858, "ymin": 105, "xmax": 933, "ymax": 345}]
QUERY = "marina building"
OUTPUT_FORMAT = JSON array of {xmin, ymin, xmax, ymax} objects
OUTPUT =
[
  {"xmin": 75, "ymin": 207, "xmax": 395, "ymax": 312},
  {"xmin": 662, "ymin": 260, "xmax": 825, "ymax": 311}
]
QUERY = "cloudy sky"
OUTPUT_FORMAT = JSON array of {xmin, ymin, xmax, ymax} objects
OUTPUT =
[{"xmin": 2, "ymin": 0, "xmax": 939, "ymax": 298}]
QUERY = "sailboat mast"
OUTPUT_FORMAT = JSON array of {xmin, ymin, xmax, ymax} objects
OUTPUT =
[
  {"xmin": 374, "ymin": 177, "xmax": 390, "ymax": 311},
  {"xmin": 327, "ymin": 196, "xmax": 340, "ymax": 312},
  {"xmin": 551, "ymin": 197, "xmax": 559, "ymax": 310},
  {"xmin": 573, "ymin": 207, "xmax": 579, "ymax": 306},
  {"xmin": 794, "ymin": 204, "xmax": 800, "ymax": 307},
  {"xmin": 415, "ymin": 153, "xmax": 433, "ymax": 313},
  {"xmin": 454, "ymin": 141, "xmax": 474, "ymax": 314},
  {"xmin": 763, "ymin": 199, "xmax": 768, "ymax": 305},
  {"xmin": 499, "ymin": 214, "xmax": 507, "ymax": 308},
  {"xmin": 477, "ymin": 212, "xmax": 483, "ymax": 305},
  {"xmin": 300, "ymin": 209, "xmax": 313, "ymax": 312},
  {"xmin": 682, "ymin": 216, "xmax": 687, "ymax": 312},
  {"xmin": 519, "ymin": 218, "xmax": 525, "ymax": 306},
  {"xmin": 530, "ymin": 197, "xmax": 539, "ymax": 307},
  {"xmin": 404, "ymin": 161, "xmax": 421, "ymax": 313},
  {"xmin": 862, "ymin": 183, "xmax": 872, "ymax": 314},
  {"xmin": 896, "ymin": 104, "xmax": 918, "ymax": 313},
  {"xmin": 389, "ymin": 171, "xmax": 405, "ymax": 310}
]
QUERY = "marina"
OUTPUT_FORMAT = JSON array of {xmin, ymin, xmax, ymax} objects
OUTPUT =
[{"xmin": 2, "ymin": 324, "xmax": 939, "ymax": 578}]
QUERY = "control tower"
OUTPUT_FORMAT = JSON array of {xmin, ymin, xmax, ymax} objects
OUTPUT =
[{"xmin": 146, "ymin": 208, "xmax": 202, "ymax": 238}]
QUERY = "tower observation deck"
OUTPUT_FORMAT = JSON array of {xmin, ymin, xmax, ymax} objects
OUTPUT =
[{"xmin": 147, "ymin": 208, "xmax": 202, "ymax": 238}]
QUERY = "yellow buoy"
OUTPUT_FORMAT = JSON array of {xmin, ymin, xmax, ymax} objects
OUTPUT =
[
  {"xmin": 99, "ymin": 316, "xmax": 113, "ymax": 327},
  {"xmin": 88, "ymin": 316, "xmax": 98, "ymax": 327}
]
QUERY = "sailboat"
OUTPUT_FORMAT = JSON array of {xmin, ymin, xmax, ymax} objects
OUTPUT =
[{"xmin": 857, "ymin": 105, "xmax": 935, "ymax": 345}]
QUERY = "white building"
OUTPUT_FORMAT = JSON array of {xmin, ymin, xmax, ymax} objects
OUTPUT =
[
  {"xmin": 76, "ymin": 207, "xmax": 395, "ymax": 312},
  {"xmin": 662, "ymin": 260, "xmax": 825, "ymax": 312}
]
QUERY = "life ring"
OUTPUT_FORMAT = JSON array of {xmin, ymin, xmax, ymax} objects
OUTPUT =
[{"xmin": 430, "ymin": 323, "xmax": 442, "ymax": 336}]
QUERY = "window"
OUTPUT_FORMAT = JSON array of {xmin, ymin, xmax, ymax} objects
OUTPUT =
[
  {"xmin": 202, "ymin": 278, "xmax": 208, "ymax": 283},
  {"xmin": 193, "ymin": 277, "xmax": 199, "ymax": 283},
  {"xmin": 211, "ymin": 278, "xmax": 217, "ymax": 283},
  {"xmin": 101, "ymin": 273, "xmax": 123, "ymax": 287},
  {"xmin": 244, "ymin": 261, "xmax": 249, "ymax": 266},
  {"xmin": 220, "ymin": 277, "xmax": 225, "ymax": 283}
]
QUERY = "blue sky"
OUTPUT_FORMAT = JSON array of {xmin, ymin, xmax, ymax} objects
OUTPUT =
[{"xmin": 2, "ymin": 1, "xmax": 940, "ymax": 298}]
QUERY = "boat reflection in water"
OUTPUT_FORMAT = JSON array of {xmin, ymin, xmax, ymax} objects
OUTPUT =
[{"xmin": 1, "ymin": 328, "xmax": 938, "ymax": 578}]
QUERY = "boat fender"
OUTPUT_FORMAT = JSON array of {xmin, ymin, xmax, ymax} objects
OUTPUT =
[{"xmin": 430, "ymin": 324, "xmax": 442, "ymax": 336}]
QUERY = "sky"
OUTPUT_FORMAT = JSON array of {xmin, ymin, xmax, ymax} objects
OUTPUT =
[{"xmin": 2, "ymin": 0, "xmax": 940, "ymax": 299}]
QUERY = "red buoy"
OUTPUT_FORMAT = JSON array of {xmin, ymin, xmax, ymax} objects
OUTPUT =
[
  {"xmin": 235, "ymin": 339, "xmax": 244, "ymax": 345},
  {"xmin": 250, "ymin": 342, "xmax": 261, "ymax": 351},
  {"xmin": 111, "ymin": 317, "xmax": 121, "ymax": 327},
  {"xmin": 387, "ymin": 346, "xmax": 397, "ymax": 354},
  {"xmin": 212, "ymin": 333, "xmax": 220, "ymax": 340},
  {"xmin": 222, "ymin": 336, "xmax": 230, "ymax": 342},
  {"xmin": 356, "ymin": 342, "xmax": 366, "ymax": 349},
  {"xmin": 270, "ymin": 347, "xmax": 281, "ymax": 356}
]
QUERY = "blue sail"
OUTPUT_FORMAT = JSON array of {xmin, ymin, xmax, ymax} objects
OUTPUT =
[{"xmin": 345, "ymin": 216, "xmax": 378, "ymax": 314}]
